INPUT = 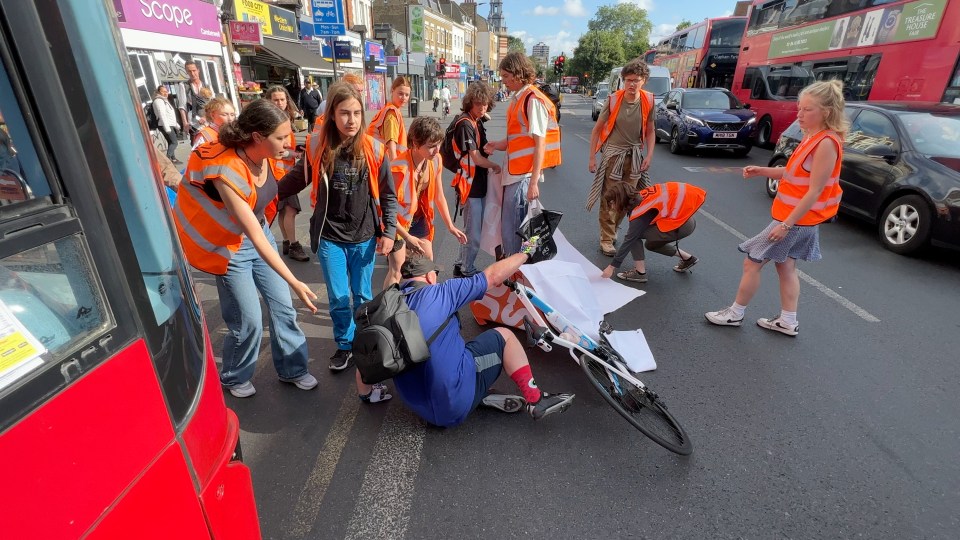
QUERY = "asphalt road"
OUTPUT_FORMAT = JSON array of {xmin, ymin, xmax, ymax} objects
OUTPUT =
[{"xmin": 195, "ymin": 94, "xmax": 960, "ymax": 539}]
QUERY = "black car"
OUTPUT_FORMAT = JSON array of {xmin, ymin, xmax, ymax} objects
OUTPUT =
[
  {"xmin": 766, "ymin": 102, "xmax": 960, "ymax": 254},
  {"xmin": 655, "ymin": 88, "xmax": 756, "ymax": 157}
]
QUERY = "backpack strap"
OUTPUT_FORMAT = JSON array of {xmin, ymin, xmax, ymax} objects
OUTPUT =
[{"xmin": 401, "ymin": 281, "xmax": 459, "ymax": 344}]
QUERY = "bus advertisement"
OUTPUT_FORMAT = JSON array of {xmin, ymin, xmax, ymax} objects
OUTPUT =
[
  {"xmin": 0, "ymin": 1, "xmax": 260, "ymax": 537},
  {"xmin": 735, "ymin": 0, "xmax": 960, "ymax": 146},
  {"xmin": 650, "ymin": 17, "xmax": 748, "ymax": 90},
  {"xmin": 562, "ymin": 76, "xmax": 580, "ymax": 91}
]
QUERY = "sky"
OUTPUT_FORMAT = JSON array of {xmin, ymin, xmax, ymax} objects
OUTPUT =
[{"xmin": 498, "ymin": 0, "xmax": 738, "ymax": 59}]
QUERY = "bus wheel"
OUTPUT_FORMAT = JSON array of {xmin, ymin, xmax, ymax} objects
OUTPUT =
[{"xmin": 755, "ymin": 117, "xmax": 773, "ymax": 148}]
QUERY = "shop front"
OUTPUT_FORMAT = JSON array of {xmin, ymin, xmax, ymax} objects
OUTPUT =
[{"xmin": 365, "ymin": 41, "xmax": 387, "ymax": 112}]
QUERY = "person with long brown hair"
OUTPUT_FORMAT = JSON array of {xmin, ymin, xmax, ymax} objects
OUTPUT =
[
  {"xmin": 174, "ymin": 98, "xmax": 319, "ymax": 398},
  {"xmin": 278, "ymin": 81, "xmax": 397, "ymax": 402},
  {"xmin": 367, "ymin": 76, "xmax": 411, "ymax": 161},
  {"xmin": 266, "ymin": 85, "xmax": 310, "ymax": 262}
]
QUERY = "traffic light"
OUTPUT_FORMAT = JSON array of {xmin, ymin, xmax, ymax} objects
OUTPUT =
[
  {"xmin": 437, "ymin": 57, "xmax": 447, "ymax": 75},
  {"xmin": 557, "ymin": 54, "xmax": 565, "ymax": 74}
]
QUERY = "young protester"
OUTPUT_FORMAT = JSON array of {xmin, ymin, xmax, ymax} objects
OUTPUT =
[
  {"xmin": 192, "ymin": 97, "xmax": 236, "ymax": 149},
  {"xmin": 173, "ymin": 99, "xmax": 319, "ymax": 398},
  {"xmin": 587, "ymin": 58, "xmax": 657, "ymax": 256},
  {"xmin": 599, "ymin": 182, "xmax": 703, "ymax": 283},
  {"xmin": 450, "ymin": 82, "xmax": 501, "ymax": 277},
  {"xmin": 266, "ymin": 85, "xmax": 310, "ymax": 263},
  {"xmin": 277, "ymin": 82, "xmax": 397, "ymax": 403},
  {"xmin": 384, "ymin": 117, "xmax": 467, "ymax": 288},
  {"xmin": 367, "ymin": 76, "xmax": 411, "ymax": 161},
  {"xmin": 705, "ymin": 80, "xmax": 847, "ymax": 336}
]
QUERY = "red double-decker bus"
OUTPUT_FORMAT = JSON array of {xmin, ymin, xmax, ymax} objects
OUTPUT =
[
  {"xmin": 650, "ymin": 17, "xmax": 748, "ymax": 90},
  {"xmin": 735, "ymin": 0, "xmax": 960, "ymax": 146},
  {"xmin": 0, "ymin": 1, "xmax": 260, "ymax": 537}
]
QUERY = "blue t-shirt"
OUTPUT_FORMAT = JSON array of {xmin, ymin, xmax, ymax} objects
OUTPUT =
[{"xmin": 393, "ymin": 274, "xmax": 489, "ymax": 427}]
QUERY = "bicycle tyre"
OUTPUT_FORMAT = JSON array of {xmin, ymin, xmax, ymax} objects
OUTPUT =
[{"xmin": 580, "ymin": 353, "xmax": 692, "ymax": 455}]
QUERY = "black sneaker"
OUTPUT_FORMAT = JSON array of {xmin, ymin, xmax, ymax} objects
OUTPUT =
[
  {"xmin": 526, "ymin": 392, "xmax": 575, "ymax": 420},
  {"xmin": 287, "ymin": 241, "xmax": 310, "ymax": 262},
  {"xmin": 329, "ymin": 349, "xmax": 352, "ymax": 371},
  {"xmin": 282, "ymin": 240, "xmax": 290, "ymax": 255}
]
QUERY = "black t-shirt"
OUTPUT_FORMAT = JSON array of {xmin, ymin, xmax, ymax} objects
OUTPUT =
[
  {"xmin": 322, "ymin": 150, "xmax": 376, "ymax": 243},
  {"xmin": 455, "ymin": 116, "xmax": 490, "ymax": 199}
]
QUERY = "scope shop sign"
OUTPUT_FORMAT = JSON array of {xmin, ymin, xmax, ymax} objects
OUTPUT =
[
  {"xmin": 114, "ymin": 0, "xmax": 221, "ymax": 41},
  {"xmin": 768, "ymin": 0, "xmax": 947, "ymax": 59}
]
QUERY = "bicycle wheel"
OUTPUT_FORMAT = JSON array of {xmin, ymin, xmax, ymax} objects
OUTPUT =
[{"xmin": 580, "ymin": 353, "xmax": 692, "ymax": 455}]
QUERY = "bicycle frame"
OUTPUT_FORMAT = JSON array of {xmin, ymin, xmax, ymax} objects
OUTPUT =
[{"xmin": 504, "ymin": 280, "xmax": 649, "ymax": 392}]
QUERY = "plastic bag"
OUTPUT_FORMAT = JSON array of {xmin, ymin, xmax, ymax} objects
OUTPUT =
[{"xmin": 517, "ymin": 200, "xmax": 562, "ymax": 263}]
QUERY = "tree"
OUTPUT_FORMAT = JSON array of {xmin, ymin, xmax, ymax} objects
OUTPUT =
[
  {"xmin": 587, "ymin": 4, "xmax": 654, "ymax": 60},
  {"xmin": 507, "ymin": 35, "xmax": 525, "ymax": 54},
  {"xmin": 676, "ymin": 20, "xmax": 693, "ymax": 31},
  {"xmin": 570, "ymin": 29, "xmax": 626, "ymax": 89}
]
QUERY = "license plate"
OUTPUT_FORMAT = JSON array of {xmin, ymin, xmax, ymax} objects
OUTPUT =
[{"xmin": 714, "ymin": 132, "xmax": 737, "ymax": 139}]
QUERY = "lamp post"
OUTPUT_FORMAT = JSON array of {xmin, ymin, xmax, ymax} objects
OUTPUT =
[{"xmin": 472, "ymin": 2, "xmax": 487, "ymax": 81}]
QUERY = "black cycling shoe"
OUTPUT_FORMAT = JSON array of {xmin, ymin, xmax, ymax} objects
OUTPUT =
[{"xmin": 526, "ymin": 392, "xmax": 575, "ymax": 420}]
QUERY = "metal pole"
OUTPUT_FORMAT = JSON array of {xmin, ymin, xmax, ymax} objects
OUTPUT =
[
  {"xmin": 405, "ymin": 1, "xmax": 411, "ymax": 97},
  {"xmin": 332, "ymin": 37, "xmax": 338, "ymax": 79}
]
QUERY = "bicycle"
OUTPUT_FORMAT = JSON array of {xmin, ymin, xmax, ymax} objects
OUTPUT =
[
  {"xmin": 504, "ymin": 278, "xmax": 693, "ymax": 455},
  {"xmin": 442, "ymin": 100, "xmax": 450, "ymax": 120}
]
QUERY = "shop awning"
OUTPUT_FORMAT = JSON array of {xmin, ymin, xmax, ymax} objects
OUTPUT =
[{"xmin": 257, "ymin": 37, "xmax": 334, "ymax": 75}]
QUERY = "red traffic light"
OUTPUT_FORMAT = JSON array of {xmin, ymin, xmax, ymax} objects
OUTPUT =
[
  {"xmin": 558, "ymin": 55, "xmax": 565, "ymax": 63},
  {"xmin": 440, "ymin": 57, "xmax": 446, "ymax": 64}
]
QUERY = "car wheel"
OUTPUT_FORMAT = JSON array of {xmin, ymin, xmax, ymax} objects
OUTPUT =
[
  {"xmin": 755, "ymin": 117, "xmax": 773, "ymax": 148},
  {"xmin": 592, "ymin": 110, "xmax": 598, "ymax": 121},
  {"xmin": 669, "ymin": 127, "xmax": 684, "ymax": 154},
  {"xmin": 766, "ymin": 157, "xmax": 786, "ymax": 198},
  {"xmin": 878, "ymin": 194, "xmax": 932, "ymax": 255}
]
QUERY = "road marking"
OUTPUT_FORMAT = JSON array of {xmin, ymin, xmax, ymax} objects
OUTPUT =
[
  {"xmin": 286, "ymin": 393, "xmax": 361, "ymax": 538},
  {"xmin": 574, "ymin": 133, "xmax": 590, "ymax": 144},
  {"xmin": 697, "ymin": 208, "xmax": 881, "ymax": 323},
  {"xmin": 683, "ymin": 166, "xmax": 744, "ymax": 173},
  {"xmin": 344, "ymin": 406, "xmax": 425, "ymax": 540}
]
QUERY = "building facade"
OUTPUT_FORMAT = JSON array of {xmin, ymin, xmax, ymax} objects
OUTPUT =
[{"xmin": 532, "ymin": 42, "xmax": 550, "ymax": 67}]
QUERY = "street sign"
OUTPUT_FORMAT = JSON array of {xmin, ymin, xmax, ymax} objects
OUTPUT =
[
  {"xmin": 311, "ymin": 0, "xmax": 345, "ymax": 36},
  {"xmin": 385, "ymin": 55, "xmax": 399, "ymax": 66},
  {"xmin": 334, "ymin": 40, "xmax": 352, "ymax": 62}
]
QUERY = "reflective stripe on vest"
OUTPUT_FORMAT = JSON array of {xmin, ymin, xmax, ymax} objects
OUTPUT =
[
  {"xmin": 506, "ymin": 86, "xmax": 562, "ymax": 176},
  {"xmin": 593, "ymin": 89, "xmax": 653, "ymax": 154},
  {"xmin": 450, "ymin": 114, "xmax": 480, "ymax": 206},
  {"xmin": 393, "ymin": 149, "xmax": 438, "ymax": 241},
  {"xmin": 367, "ymin": 104, "xmax": 407, "ymax": 148},
  {"xmin": 629, "ymin": 182, "xmax": 707, "ymax": 233},
  {"xmin": 307, "ymin": 134, "xmax": 386, "ymax": 229},
  {"xmin": 194, "ymin": 125, "xmax": 218, "ymax": 146},
  {"xmin": 772, "ymin": 130, "xmax": 843, "ymax": 226}
]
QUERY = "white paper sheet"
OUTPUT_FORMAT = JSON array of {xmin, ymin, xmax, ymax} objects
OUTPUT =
[{"xmin": 519, "ymin": 230, "xmax": 657, "ymax": 372}]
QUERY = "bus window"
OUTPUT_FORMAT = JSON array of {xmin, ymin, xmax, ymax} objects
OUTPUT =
[
  {"xmin": 709, "ymin": 19, "xmax": 747, "ymax": 47},
  {"xmin": 742, "ymin": 67, "xmax": 758, "ymax": 91},
  {"xmin": 749, "ymin": 0, "xmax": 789, "ymax": 34},
  {"xmin": 692, "ymin": 25, "xmax": 706, "ymax": 49},
  {"xmin": 752, "ymin": 75, "xmax": 769, "ymax": 99}
]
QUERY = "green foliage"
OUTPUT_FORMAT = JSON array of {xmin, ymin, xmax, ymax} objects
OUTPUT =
[
  {"xmin": 507, "ymin": 35, "xmax": 525, "ymax": 53},
  {"xmin": 676, "ymin": 20, "xmax": 693, "ymax": 31}
]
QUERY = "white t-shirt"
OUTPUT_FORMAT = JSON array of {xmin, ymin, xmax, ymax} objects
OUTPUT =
[
  {"xmin": 441, "ymin": 87, "xmax": 451, "ymax": 101},
  {"xmin": 502, "ymin": 85, "xmax": 549, "ymax": 187}
]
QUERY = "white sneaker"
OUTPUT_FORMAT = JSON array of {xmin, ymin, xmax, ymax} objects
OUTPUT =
[
  {"xmin": 227, "ymin": 381, "xmax": 256, "ymax": 398},
  {"xmin": 280, "ymin": 372, "xmax": 319, "ymax": 390},
  {"xmin": 360, "ymin": 383, "xmax": 392, "ymax": 404},
  {"xmin": 481, "ymin": 393, "xmax": 525, "ymax": 413},
  {"xmin": 705, "ymin": 307, "xmax": 743, "ymax": 326},
  {"xmin": 757, "ymin": 316, "xmax": 799, "ymax": 336}
]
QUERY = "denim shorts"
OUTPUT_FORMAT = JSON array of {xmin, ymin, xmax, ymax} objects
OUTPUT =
[{"xmin": 466, "ymin": 329, "xmax": 506, "ymax": 410}]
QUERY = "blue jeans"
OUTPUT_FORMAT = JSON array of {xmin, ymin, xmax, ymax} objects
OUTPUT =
[
  {"xmin": 455, "ymin": 197, "xmax": 485, "ymax": 273},
  {"xmin": 500, "ymin": 177, "xmax": 530, "ymax": 257},
  {"xmin": 317, "ymin": 237, "xmax": 376, "ymax": 349},
  {"xmin": 215, "ymin": 223, "xmax": 309, "ymax": 386}
]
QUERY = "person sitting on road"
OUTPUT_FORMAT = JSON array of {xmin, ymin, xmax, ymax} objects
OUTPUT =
[
  {"xmin": 391, "ymin": 249, "xmax": 576, "ymax": 428},
  {"xmin": 600, "ymin": 181, "xmax": 704, "ymax": 283}
]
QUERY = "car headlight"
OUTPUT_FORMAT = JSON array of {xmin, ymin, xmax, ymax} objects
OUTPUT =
[
  {"xmin": 746, "ymin": 117, "xmax": 757, "ymax": 125},
  {"xmin": 684, "ymin": 115, "xmax": 705, "ymax": 126}
]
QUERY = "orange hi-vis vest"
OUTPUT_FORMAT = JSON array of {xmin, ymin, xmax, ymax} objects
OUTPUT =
[
  {"xmin": 506, "ymin": 85, "xmax": 561, "ymax": 176},
  {"xmin": 193, "ymin": 125, "xmax": 219, "ymax": 147},
  {"xmin": 772, "ymin": 130, "xmax": 843, "ymax": 226},
  {"xmin": 629, "ymin": 182, "xmax": 707, "ymax": 232},
  {"xmin": 366, "ymin": 103, "xmax": 407, "ymax": 149},
  {"xmin": 305, "ymin": 132, "xmax": 387, "ymax": 229},
  {"xmin": 173, "ymin": 143, "xmax": 283, "ymax": 275},
  {"xmin": 393, "ymin": 149, "xmax": 439, "ymax": 241},
  {"xmin": 449, "ymin": 113, "xmax": 480, "ymax": 206},
  {"xmin": 275, "ymin": 131, "xmax": 297, "ymax": 174},
  {"xmin": 593, "ymin": 89, "xmax": 654, "ymax": 154}
]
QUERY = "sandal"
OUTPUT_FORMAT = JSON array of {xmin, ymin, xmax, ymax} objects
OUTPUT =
[
  {"xmin": 615, "ymin": 269, "xmax": 647, "ymax": 283},
  {"xmin": 674, "ymin": 255, "xmax": 699, "ymax": 272}
]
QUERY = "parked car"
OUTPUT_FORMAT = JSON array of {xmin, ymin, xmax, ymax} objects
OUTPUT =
[
  {"xmin": 592, "ymin": 88, "xmax": 609, "ymax": 121},
  {"xmin": 655, "ymin": 88, "xmax": 756, "ymax": 157},
  {"xmin": 766, "ymin": 101, "xmax": 960, "ymax": 254}
]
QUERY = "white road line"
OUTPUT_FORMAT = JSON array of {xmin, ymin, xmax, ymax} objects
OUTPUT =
[
  {"xmin": 574, "ymin": 133, "xmax": 590, "ymax": 144},
  {"xmin": 286, "ymin": 394, "xmax": 361, "ymax": 539},
  {"xmin": 698, "ymin": 208, "xmax": 881, "ymax": 323},
  {"xmin": 344, "ymin": 406, "xmax": 425, "ymax": 540}
]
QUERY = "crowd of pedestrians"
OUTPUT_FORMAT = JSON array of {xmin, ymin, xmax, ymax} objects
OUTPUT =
[{"xmin": 164, "ymin": 49, "xmax": 847, "ymax": 427}]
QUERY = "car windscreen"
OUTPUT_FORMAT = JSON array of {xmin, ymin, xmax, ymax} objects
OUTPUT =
[
  {"xmin": 681, "ymin": 91, "xmax": 735, "ymax": 109},
  {"xmin": 595, "ymin": 90, "xmax": 609, "ymax": 100},
  {"xmin": 643, "ymin": 78, "xmax": 670, "ymax": 97},
  {"xmin": 898, "ymin": 113, "xmax": 960, "ymax": 157}
]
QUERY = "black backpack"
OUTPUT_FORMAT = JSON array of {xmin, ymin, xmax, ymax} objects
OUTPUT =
[
  {"xmin": 440, "ymin": 114, "xmax": 474, "ymax": 174},
  {"xmin": 352, "ymin": 283, "xmax": 453, "ymax": 384},
  {"xmin": 144, "ymin": 103, "xmax": 159, "ymax": 130}
]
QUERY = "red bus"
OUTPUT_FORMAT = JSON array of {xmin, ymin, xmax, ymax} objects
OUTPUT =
[
  {"xmin": 651, "ymin": 17, "xmax": 748, "ymax": 90},
  {"xmin": 0, "ymin": 1, "xmax": 260, "ymax": 537},
  {"xmin": 735, "ymin": 0, "xmax": 960, "ymax": 146}
]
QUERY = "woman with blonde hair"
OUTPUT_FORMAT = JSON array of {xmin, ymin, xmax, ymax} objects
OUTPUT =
[
  {"xmin": 367, "ymin": 76, "xmax": 412, "ymax": 161},
  {"xmin": 706, "ymin": 80, "xmax": 848, "ymax": 336},
  {"xmin": 192, "ymin": 96, "xmax": 236, "ymax": 149}
]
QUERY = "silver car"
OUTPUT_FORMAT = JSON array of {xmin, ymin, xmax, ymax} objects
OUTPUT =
[{"xmin": 592, "ymin": 89, "xmax": 609, "ymax": 121}]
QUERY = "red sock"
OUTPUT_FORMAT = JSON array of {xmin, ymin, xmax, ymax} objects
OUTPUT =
[{"xmin": 510, "ymin": 365, "xmax": 542, "ymax": 404}]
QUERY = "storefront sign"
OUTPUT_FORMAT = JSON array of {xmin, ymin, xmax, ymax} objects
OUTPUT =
[
  {"xmin": 768, "ymin": 0, "xmax": 947, "ymax": 59},
  {"xmin": 235, "ymin": 45, "xmax": 257, "ymax": 56},
  {"xmin": 441, "ymin": 63, "xmax": 461, "ymax": 79},
  {"xmin": 312, "ymin": 0, "xmax": 346, "ymax": 36},
  {"xmin": 409, "ymin": 5, "xmax": 424, "ymax": 53},
  {"xmin": 334, "ymin": 40, "xmax": 352, "ymax": 62},
  {"xmin": 365, "ymin": 41, "xmax": 385, "ymax": 66},
  {"xmin": 385, "ymin": 55, "xmax": 399, "ymax": 66},
  {"xmin": 229, "ymin": 21, "xmax": 262, "ymax": 46},
  {"xmin": 235, "ymin": 0, "xmax": 272, "ymax": 35},
  {"xmin": 113, "ymin": 0, "xmax": 221, "ymax": 41},
  {"xmin": 268, "ymin": 5, "xmax": 298, "ymax": 41}
]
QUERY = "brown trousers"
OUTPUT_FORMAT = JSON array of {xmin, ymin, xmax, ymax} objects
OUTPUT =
[{"xmin": 599, "ymin": 157, "xmax": 650, "ymax": 245}]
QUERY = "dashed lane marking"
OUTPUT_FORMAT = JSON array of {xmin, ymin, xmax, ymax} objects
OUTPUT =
[
  {"xmin": 697, "ymin": 208, "xmax": 881, "ymax": 323},
  {"xmin": 683, "ymin": 166, "xmax": 745, "ymax": 173}
]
